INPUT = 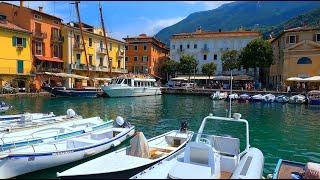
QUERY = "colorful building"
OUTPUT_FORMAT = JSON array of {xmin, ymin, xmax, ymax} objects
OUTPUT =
[
  {"xmin": 62, "ymin": 22, "xmax": 126, "ymax": 88},
  {"xmin": 0, "ymin": 14, "xmax": 32, "ymax": 91},
  {"xmin": 269, "ymin": 26, "xmax": 320, "ymax": 89},
  {"xmin": 0, "ymin": 1, "xmax": 64, "ymax": 89},
  {"xmin": 123, "ymin": 34, "xmax": 169, "ymax": 78}
]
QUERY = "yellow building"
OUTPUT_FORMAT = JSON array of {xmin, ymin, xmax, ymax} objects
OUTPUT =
[
  {"xmin": 0, "ymin": 14, "xmax": 33, "ymax": 91},
  {"xmin": 269, "ymin": 27, "xmax": 320, "ymax": 89},
  {"xmin": 62, "ymin": 22, "xmax": 126, "ymax": 88}
]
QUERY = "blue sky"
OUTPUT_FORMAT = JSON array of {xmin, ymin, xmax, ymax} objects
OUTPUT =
[{"xmin": 5, "ymin": 1, "xmax": 232, "ymax": 40}]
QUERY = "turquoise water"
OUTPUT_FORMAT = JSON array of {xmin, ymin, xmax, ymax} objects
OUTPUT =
[{"xmin": 2, "ymin": 95, "xmax": 320, "ymax": 179}]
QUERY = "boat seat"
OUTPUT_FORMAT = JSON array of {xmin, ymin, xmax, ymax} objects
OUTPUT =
[
  {"xmin": 168, "ymin": 142, "xmax": 221, "ymax": 179},
  {"xmin": 66, "ymin": 138, "xmax": 98, "ymax": 149}
]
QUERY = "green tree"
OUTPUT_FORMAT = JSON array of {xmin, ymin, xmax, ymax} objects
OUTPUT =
[
  {"xmin": 221, "ymin": 50, "xmax": 240, "ymax": 71},
  {"xmin": 202, "ymin": 62, "xmax": 217, "ymax": 85},
  {"xmin": 179, "ymin": 54, "xmax": 198, "ymax": 82},
  {"xmin": 162, "ymin": 59, "xmax": 179, "ymax": 81},
  {"xmin": 239, "ymin": 38, "xmax": 273, "ymax": 81}
]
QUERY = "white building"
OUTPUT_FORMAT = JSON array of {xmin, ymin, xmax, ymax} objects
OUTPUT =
[{"xmin": 170, "ymin": 27, "xmax": 260, "ymax": 75}]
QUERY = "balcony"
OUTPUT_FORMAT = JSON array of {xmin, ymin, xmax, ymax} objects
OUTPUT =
[
  {"xmin": 73, "ymin": 42, "xmax": 84, "ymax": 51},
  {"xmin": 97, "ymin": 47, "xmax": 108, "ymax": 55},
  {"xmin": 117, "ymin": 50, "xmax": 124, "ymax": 57},
  {"xmin": 33, "ymin": 31, "xmax": 47, "ymax": 39},
  {"xmin": 177, "ymin": 49, "xmax": 185, "ymax": 54},
  {"xmin": 36, "ymin": 67, "xmax": 64, "ymax": 73},
  {"xmin": 16, "ymin": 44, "xmax": 24, "ymax": 51},
  {"xmin": 201, "ymin": 47, "xmax": 209, "ymax": 53},
  {"xmin": 112, "ymin": 68, "xmax": 128, "ymax": 73},
  {"xmin": 51, "ymin": 35, "xmax": 64, "ymax": 43},
  {"xmin": 70, "ymin": 64, "xmax": 111, "ymax": 72}
]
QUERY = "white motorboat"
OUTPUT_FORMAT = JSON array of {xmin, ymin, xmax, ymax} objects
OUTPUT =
[
  {"xmin": 131, "ymin": 113, "xmax": 265, "ymax": 179},
  {"xmin": 0, "ymin": 112, "xmax": 55, "ymax": 122},
  {"xmin": 262, "ymin": 94, "xmax": 275, "ymax": 103},
  {"xmin": 211, "ymin": 91, "xmax": 228, "ymax": 100},
  {"xmin": 275, "ymin": 95, "xmax": 289, "ymax": 103},
  {"xmin": 251, "ymin": 94, "xmax": 263, "ymax": 102},
  {"xmin": 0, "ymin": 117, "xmax": 113, "ymax": 150},
  {"xmin": 0, "ymin": 117, "xmax": 135, "ymax": 179},
  {"xmin": 226, "ymin": 93, "xmax": 239, "ymax": 101},
  {"xmin": 57, "ymin": 126, "xmax": 193, "ymax": 179},
  {"xmin": 0, "ymin": 102, "xmax": 12, "ymax": 113},
  {"xmin": 101, "ymin": 76, "xmax": 161, "ymax": 98},
  {"xmin": 289, "ymin": 94, "xmax": 306, "ymax": 104},
  {"xmin": 307, "ymin": 90, "xmax": 320, "ymax": 105},
  {"xmin": 238, "ymin": 94, "xmax": 251, "ymax": 103}
]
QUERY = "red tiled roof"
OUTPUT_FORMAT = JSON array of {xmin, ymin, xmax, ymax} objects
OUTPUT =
[
  {"xmin": 35, "ymin": 56, "xmax": 64, "ymax": 63},
  {"xmin": 0, "ymin": 21, "xmax": 30, "ymax": 33},
  {"xmin": 172, "ymin": 31, "xmax": 260, "ymax": 39}
]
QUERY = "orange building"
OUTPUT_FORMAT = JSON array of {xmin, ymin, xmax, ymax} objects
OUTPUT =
[
  {"xmin": 123, "ymin": 34, "xmax": 169, "ymax": 78},
  {"xmin": 0, "ymin": 1, "xmax": 64, "ymax": 88}
]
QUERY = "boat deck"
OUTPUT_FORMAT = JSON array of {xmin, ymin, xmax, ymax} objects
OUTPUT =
[{"xmin": 276, "ymin": 160, "xmax": 305, "ymax": 179}]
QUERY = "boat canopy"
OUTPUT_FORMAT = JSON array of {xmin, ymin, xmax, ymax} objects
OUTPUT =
[{"xmin": 287, "ymin": 76, "xmax": 320, "ymax": 82}]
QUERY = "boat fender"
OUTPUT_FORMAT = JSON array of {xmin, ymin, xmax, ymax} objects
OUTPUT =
[
  {"xmin": 66, "ymin": 109, "xmax": 76, "ymax": 118},
  {"xmin": 84, "ymin": 150, "xmax": 96, "ymax": 157},
  {"xmin": 112, "ymin": 140, "xmax": 121, "ymax": 147},
  {"xmin": 116, "ymin": 116, "xmax": 124, "ymax": 127}
]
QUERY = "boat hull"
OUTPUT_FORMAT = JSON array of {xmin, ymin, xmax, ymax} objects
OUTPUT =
[
  {"xmin": 102, "ymin": 86, "xmax": 161, "ymax": 98},
  {"xmin": 49, "ymin": 87, "xmax": 101, "ymax": 98},
  {"xmin": 0, "ymin": 127, "xmax": 135, "ymax": 179},
  {"xmin": 309, "ymin": 99, "xmax": 320, "ymax": 105}
]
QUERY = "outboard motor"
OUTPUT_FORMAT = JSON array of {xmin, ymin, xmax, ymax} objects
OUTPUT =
[
  {"xmin": 66, "ymin": 109, "xmax": 76, "ymax": 118},
  {"xmin": 180, "ymin": 121, "xmax": 188, "ymax": 133},
  {"xmin": 116, "ymin": 116, "xmax": 131, "ymax": 128}
]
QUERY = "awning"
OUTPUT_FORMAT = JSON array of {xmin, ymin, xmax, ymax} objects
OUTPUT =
[
  {"xmin": 286, "ymin": 76, "xmax": 320, "ymax": 82},
  {"xmin": 286, "ymin": 77, "xmax": 304, "ymax": 81},
  {"xmin": 94, "ymin": 77, "xmax": 112, "ymax": 81},
  {"xmin": 35, "ymin": 56, "xmax": 64, "ymax": 63},
  {"xmin": 41, "ymin": 72, "xmax": 89, "ymax": 80},
  {"xmin": 171, "ymin": 75, "xmax": 253, "ymax": 81}
]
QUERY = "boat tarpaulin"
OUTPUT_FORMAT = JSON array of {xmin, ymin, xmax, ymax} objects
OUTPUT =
[{"xmin": 128, "ymin": 132, "xmax": 150, "ymax": 158}]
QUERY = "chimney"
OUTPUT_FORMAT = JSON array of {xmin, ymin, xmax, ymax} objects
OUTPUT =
[
  {"xmin": 219, "ymin": 28, "xmax": 221, "ymax": 32},
  {"xmin": 196, "ymin": 26, "xmax": 203, "ymax": 33},
  {"xmin": 38, "ymin": 6, "xmax": 43, "ymax": 12},
  {"xmin": 20, "ymin": 1, "xmax": 24, "ymax": 8}
]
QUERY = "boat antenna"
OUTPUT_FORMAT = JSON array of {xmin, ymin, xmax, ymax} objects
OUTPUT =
[
  {"xmin": 74, "ymin": 1, "xmax": 90, "ymax": 78},
  {"xmin": 228, "ymin": 70, "xmax": 233, "ymax": 118},
  {"xmin": 98, "ymin": 1, "xmax": 111, "ymax": 74}
]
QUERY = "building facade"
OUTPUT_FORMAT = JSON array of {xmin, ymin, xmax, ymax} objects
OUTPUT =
[
  {"xmin": 62, "ymin": 22, "xmax": 126, "ymax": 88},
  {"xmin": 170, "ymin": 27, "xmax": 260, "ymax": 75},
  {"xmin": 123, "ymin": 34, "xmax": 169, "ymax": 78},
  {"xmin": 0, "ymin": 14, "xmax": 32, "ymax": 90},
  {"xmin": 269, "ymin": 27, "xmax": 320, "ymax": 88}
]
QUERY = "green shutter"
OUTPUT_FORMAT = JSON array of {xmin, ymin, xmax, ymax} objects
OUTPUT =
[
  {"xmin": 17, "ymin": 60, "xmax": 24, "ymax": 74},
  {"xmin": 22, "ymin": 38, "xmax": 26, "ymax": 48},
  {"xmin": 12, "ymin": 36, "xmax": 16, "ymax": 46}
]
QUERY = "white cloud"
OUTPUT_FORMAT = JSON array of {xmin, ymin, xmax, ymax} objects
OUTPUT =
[
  {"xmin": 144, "ymin": 16, "xmax": 186, "ymax": 35},
  {"xmin": 182, "ymin": 1, "xmax": 233, "ymax": 10}
]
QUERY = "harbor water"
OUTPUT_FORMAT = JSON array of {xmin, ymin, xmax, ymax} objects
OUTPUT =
[{"xmin": 2, "ymin": 95, "xmax": 320, "ymax": 179}]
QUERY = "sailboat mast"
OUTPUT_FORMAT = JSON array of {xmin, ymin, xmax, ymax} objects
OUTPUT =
[
  {"xmin": 229, "ymin": 70, "xmax": 233, "ymax": 118},
  {"xmin": 74, "ymin": 1, "xmax": 90, "ymax": 77},
  {"xmin": 98, "ymin": 2, "xmax": 111, "ymax": 74}
]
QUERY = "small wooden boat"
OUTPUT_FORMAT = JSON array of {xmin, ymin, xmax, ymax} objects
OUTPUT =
[
  {"xmin": 0, "ymin": 118, "xmax": 135, "ymax": 179},
  {"xmin": 272, "ymin": 159, "xmax": 320, "ymax": 179},
  {"xmin": 57, "ymin": 129, "xmax": 193, "ymax": 179},
  {"xmin": 238, "ymin": 94, "xmax": 251, "ymax": 103},
  {"xmin": 0, "ymin": 117, "xmax": 113, "ymax": 150},
  {"xmin": 289, "ymin": 94, "xmax": 306, "ymax": 104},
  {"xmin": 211, "ymin": 91, "xmax": 228, "ymax": 100},
  {"xmin": 251, "ymin": 94, "xmax": 263, "ymax": 102},
  {"xmin": 0, "ymin": 102, "xmax": 12, "ymax": 113},
  {"xmin": 262, "ymin": 94, "xmax": 275, "ymax": 103},
  {"xmin": 131, "ymin": 113, "xmax": 265, "ymax": 179},
  {"xmin": 275, "ymin": 95, "xmax": 289, "ymax": 103},
  {"xmin": 47, "ymin": 86, "xmax": 103, "ymax": 98},
  {"xmin": 307, "ymin": 90, "xmax": 320, "ymax": 105}
]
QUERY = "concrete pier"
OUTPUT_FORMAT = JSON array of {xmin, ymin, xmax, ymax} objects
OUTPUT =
[{"xmin": 0, "ymin": 92, "xmax": 51, "ymax": 98}]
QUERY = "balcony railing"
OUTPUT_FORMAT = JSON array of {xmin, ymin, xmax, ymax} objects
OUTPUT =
[
  {"xmin": 36, "ymin": 67, "xmax": 64, "ymax": 73},
  {"xmin": 70, "ymin": 64, "xmax": 112, "ymax": 72},
  {"xmin": 51, "ymin": 35, "xmax": 64, "ymax": 43},
  {"xmin": 112, "ymin": 68, "xmax": 128, "ymax": 73},
  {"xmin": 73, "ymin": 42, "xmax": 84, "ymax": 50},
  {"xmin": 201, "ymin": 47, "xmax": 209, "ymax": 53},
  {"xmin": 97, "ymin": 47, "xmax": 107, "ymax": 54},
  {"xmin": 33, "ymin": 31, "xmax": 47, "ymax": 39}
]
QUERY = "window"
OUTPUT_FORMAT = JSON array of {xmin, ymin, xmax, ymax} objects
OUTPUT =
[
  {"xmin": 125, "ymin": 56, "xmax": 129, "ymax": 61},
  {"xmin": 204, "ymin": 43, "xmax": 208, "ymax": 49},
  {"xmin": 109, "ymin": 43, "xmax": 112, "ymax": 51},
  {"xmin": 194, "ymin": 44, "xmax": 197, "ymax": 49},
  {"xmin": 12, "ymin": 36, "xmax": 26, "ymax": 48},
  {"xmin": 89, "ymin": 38, "xmax": 92, "ymax": 47},
  {"xmin": 100, "ymin": 41, "xmax": 103, "ymax": 48},
  {"xmin": 53, "ymin": 44, "xmax": 61, "ymax": 58},
  {"xmin": 203, "ymin": 54, "xmax": 207, "ymax": 60},
  {"xmin": 52, "ymin": 28, "xmax": 59, "ymax": 39},
  {"xmin": 125, "ymin": 45, "xmax": 128, "ymax": 50},
  {"xmin": 187, "ymin": 44, "xmax": 190, "ymax": 49},
  {"xmin": 317, "ymin": 34, "xmax": 320, "ymax": 42},
  {"xmin": 179, "ymin": 45, "xmax": 183, "ymax": 50},
  {"xmin": 297, "ymin": 57, "xmax": 312, "ymax": 64},
  {"xmin": 53, "ymin": 20, "xmax": 59, "ymax": 25},
  {"xmin": 134, "ymin": 56, "xmax": 138, "ymax": 61},
  {"xmin": 89, "ymin": 55, "xmax": 93, "ymax": 65},
  {"xmin": 76, "ymin": 54, "xmax": 81, "ymax": 64},
  {"xmin": 34, "ymin": 14, "xmax": 42, "ymax": 20},
  {"xmin": 144, "ymin": 45, "xmax": 147, "ymax": 51},
  {"xmin": 118, "ymin": 60, "xmax": 121, "ymax": 68},
  {"xmin": 172, "ymin": 45, "xmax": 175, "ymax": 49},
  {"xmin": 76, "ymin": 35, "xmax": 80, "ymax": 43},
  {"xmin": 289, "ymin": 35, "xmax": 296, "ymax": 44},
  {"xmin": 214, "ymin": 54, "xmax": 217, "ymax": 60},
  {"xmin": 17, "ymin": 60, "xmax": 24, "ymax": 74},
  {"xmin": 142, "ymin": 56, "xmax": 148, "ymax": 62},
  {"xmin": 134, "ymin": 45, "xmax": 138, "ymax": 51},
  {"xmin": 100, "ymin": 57, "xmax": 103, "ymax": 66},
  {"xmin": 16, "ymin": 37, "xmax": 23, "ymax": 46},
  {"xmin": 35, "ymin": 41, "xmax": 42, "ymax": 55}
]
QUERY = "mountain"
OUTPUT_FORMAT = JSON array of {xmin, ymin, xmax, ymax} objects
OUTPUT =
[{"xmin": 155, "ymin": 1, "xmax": 320, "ymax": 45}]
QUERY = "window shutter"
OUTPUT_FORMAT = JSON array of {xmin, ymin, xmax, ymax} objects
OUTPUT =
[
  {"xmin": 12, "ymin": 36, "xmax": 16, "ymax": 46},
  {"xmin": 22, "ymin": 38, "xmax": 26, "ymax": 48},
  {"xmin": 313, "ymin": 34, "xmax": 316, "ymax": 42},
  {"xmin": 60, "ymin": 45, "xmax": 63, "ymax": 59},
  {"xmin": 42, "ymin": 42, "xmax": 45, "ymax": 56},
  {"xmin": 286, "ymin": 36, "xmax": 289, "ymax": 44},
  {"xmin": 296, "ymin": 35, "xmax": 299, "ymax": 43}
]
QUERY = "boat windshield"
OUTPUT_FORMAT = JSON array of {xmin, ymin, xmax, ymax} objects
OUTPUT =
[{"xmin": 111, "ymin": 78, "xmax": 124, "ymax": 85}]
